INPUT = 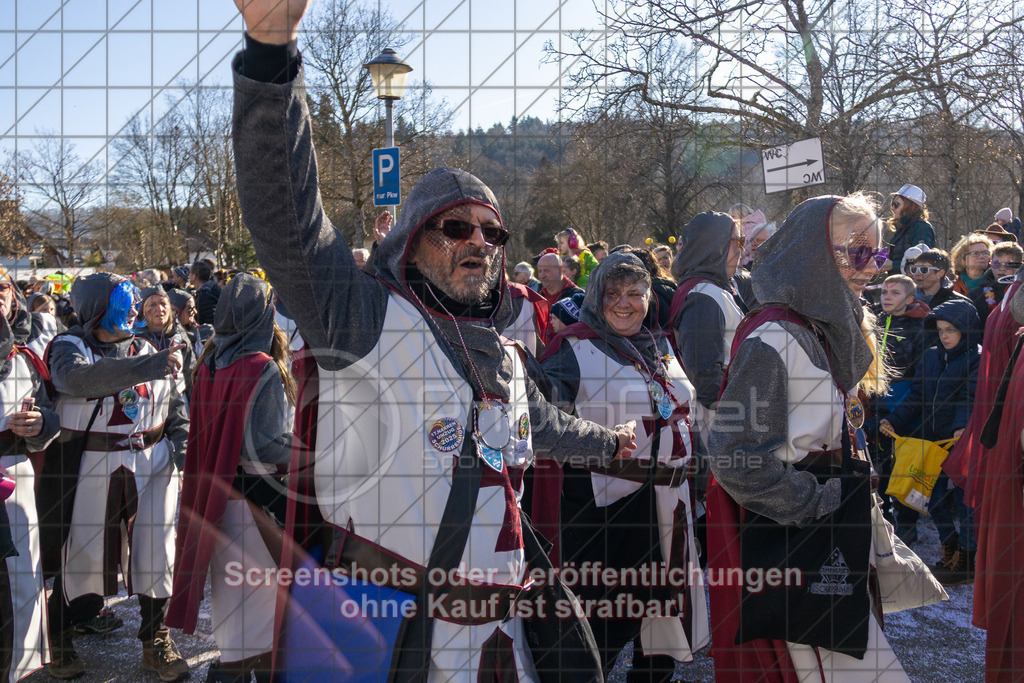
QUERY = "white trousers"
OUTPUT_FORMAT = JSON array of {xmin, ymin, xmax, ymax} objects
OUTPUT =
[
  {"xmin": 1, "ymin": 456, "xmax": 47, "ymax": 682},
  {"xmin": 209, "ymin": 499, "xmax": 277, "ymax": 662},
  {"xmin": 62, "ymin": 443, "xmax": 177, "ymax": 601}
]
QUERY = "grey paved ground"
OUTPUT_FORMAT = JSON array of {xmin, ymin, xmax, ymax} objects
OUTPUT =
[{"xmin": 23, "ymin": 516, "xmax": 982, "ymax": 682}]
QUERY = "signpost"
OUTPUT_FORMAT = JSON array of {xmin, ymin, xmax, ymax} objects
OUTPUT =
[
  {"xmin": 761, "ymin": 138, "xmax": 825, "ymax": 194},
  {"xmin": 372, "ymin": 147, "xmax": 401, "ymax": 207}
]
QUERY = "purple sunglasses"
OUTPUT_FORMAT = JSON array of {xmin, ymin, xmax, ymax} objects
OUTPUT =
[{"xmin": 833, "ymin": 245, "xmax": 888, "ymax": 271}]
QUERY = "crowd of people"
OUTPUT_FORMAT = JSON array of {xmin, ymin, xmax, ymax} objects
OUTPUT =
[{"xmin": 0, "ymin": 2, "xmax": 1021, "ymax": 682}]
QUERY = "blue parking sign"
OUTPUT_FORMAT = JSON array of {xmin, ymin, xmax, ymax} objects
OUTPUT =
[{"xmin": 372, "ymin": 147, "xmax": 401, "ymax": 206}]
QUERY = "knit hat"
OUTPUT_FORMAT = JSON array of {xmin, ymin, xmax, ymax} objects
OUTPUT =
[
  {"xmin": 995, "ymin": 207, "xmax": 1014, "ymax": 223},
  {"xmin": 172, "ymin": 265, "xmax": 190, "ymax": 282},
  {"xmin": 550, "ymin": 292, "xmax": 584, "ymax": 326}
]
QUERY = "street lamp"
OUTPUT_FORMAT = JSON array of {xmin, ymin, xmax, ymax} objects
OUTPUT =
[{"xmin": 364, "ymin": 48, "xmax": 413, "ymax": 150}]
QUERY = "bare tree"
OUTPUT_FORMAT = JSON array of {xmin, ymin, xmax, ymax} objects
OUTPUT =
[
  {"xmin": 981, "ymin": 23, "xmax": 1024, "ymax": 224},
  {"xmin": 302, "ymin": 0, "xmax": 457, "ymax": 248},
  {"xmin": 16, "ymin": 135, "xmax": 101, "ymax": 265},
  {"xmin": 0, "ymin": 166, "xmax": 33, "ymax": 259},
  {"xmin": 110, "ymin": 104, "xmax": 196, "ymax": 265},
  {"xmin": 555, "ymin": 0, "xmax": 1022, "ymax": 203}
]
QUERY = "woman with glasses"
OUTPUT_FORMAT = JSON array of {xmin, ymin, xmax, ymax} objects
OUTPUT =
[
  {"xmin": 884, "ymin": 184, "xmax": 935, "ymax": 275},
  {"xmin": 950, "ymin": 233, "xmax": 995, "ymax": 296},
  {"xmin": 967, "ymin": 240, "xmax": 1024, "ymax": 327},
  {"xmin": 538, "ymin": 252, "xmax": 709, "ymax": 682},
  {"xmin": 706, "ymin": 194, "xmax": 913, "ymax": 680}
]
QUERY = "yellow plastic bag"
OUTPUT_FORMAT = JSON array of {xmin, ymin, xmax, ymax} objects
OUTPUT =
[{"xmin": 885, "ymin": 436, "xmax": 956, "ymax": 512}]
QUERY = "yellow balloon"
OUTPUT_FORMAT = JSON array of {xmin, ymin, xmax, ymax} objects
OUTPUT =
[
  {"xmin": 669, "ymin": 236, "xmax": 676, "ymax": 244},
  {"xmin": 645, "ymin": 238, "xmax": 653, "ymax": 245}
]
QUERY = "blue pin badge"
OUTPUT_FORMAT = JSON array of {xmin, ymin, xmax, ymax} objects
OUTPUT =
[{"xmin": 119, "ymin": 388, "xmax": 140, "ymax": 421}]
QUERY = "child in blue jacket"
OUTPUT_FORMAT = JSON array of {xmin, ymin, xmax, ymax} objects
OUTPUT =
[{"xmin": 880, "ymin": 297, "xmax": 980, "ymax": 586}]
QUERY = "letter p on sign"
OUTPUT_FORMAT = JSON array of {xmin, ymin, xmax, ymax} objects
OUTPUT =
[{"xmin": 372, "ymin": 147, "xmax": 401, "ymax": 207}]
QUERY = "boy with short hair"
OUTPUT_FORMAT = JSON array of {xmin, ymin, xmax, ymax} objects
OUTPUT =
[{"xmin": 867, "ymin": 274, "xmax": 930, "ymax": 535}]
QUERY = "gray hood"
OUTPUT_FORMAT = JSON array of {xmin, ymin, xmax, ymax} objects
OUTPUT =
[
  {"xmin": 670, "ymin": 211, "xmax": 734, "ymax": 288},
  {"xmin": 211, "ymin": 273, "xmax": 275, "ymax": 370},
  {"xmin": 580, "ymin": 251, "xmax": 662, "ymax": 369},
  {"xmin": 372, "ymin": 166, "xmax": 516, "ymax": 400},
  {"xmin": 1010, "ymin": 279, "xmax": 1024, "ymax": 326},
  {"xmin": 70, "ymin": 272, "xmax": 125, "ymax": 336},
  {"xmin": 751, "ymin": 195, "xmax": 872, "ymax": 392}
]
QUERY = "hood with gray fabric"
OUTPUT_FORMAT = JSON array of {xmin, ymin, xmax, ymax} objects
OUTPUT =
[
  {"xmin": 0, "ymin": 273, "xmax": 31, "ymax": 380},
  {"xmin": 372, "ymin": 166, "xmax": 515, "ymax": 400},
  {"xmin": 670, "ymin": 211, "xmax": 735, "ymax": 288},
  {"xmin": 579, "ymin": 251, "xmax": 663, "ymax": 369},
  {"xmin": 210, "ymin": 273, "xmax": 276, "ymax": 370},
  {"xmin": 70, "ymin": 272, "xmax": 134, "ymax": 337},
  {"xmin": 751, "ymin": 195, "xmax": 872, "ymax": 392}
]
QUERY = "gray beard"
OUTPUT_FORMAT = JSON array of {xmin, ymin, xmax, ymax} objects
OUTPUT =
[{"xmin": 419, "ymin": 257, "xmax": 501, "ymax": 305}]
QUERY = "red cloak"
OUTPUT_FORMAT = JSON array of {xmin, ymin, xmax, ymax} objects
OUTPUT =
[
  {"xmin": 944, "ymin": 281, "xmax": 1022, "ymax": 507},
  {"xmin": 165, "ymin": 352, "xmax": 271, "ymax": 633}
]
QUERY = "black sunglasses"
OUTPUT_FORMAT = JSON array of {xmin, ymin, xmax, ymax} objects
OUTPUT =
[{"xmin": 425, "ymin": 219, "xmax": 509, "ymax": 246}]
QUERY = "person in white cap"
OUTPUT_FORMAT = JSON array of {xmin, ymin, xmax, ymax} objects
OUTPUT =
[
  {"xmin": 884, "ymin": 184, "xmax": 935, "ymax": 275},
  {"xmin": 994, "ymin": 207, "xmax": 1022, "ymax": 239}
]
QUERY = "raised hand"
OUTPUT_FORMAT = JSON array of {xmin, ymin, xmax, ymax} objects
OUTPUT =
[{"xmin": 234, "ymin": 0, "xmax": 312, "ymax": 45}]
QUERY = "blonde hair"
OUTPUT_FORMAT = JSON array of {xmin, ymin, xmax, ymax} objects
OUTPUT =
[
  {"xmin": 191, "ymin": 322, "xmax": 297, "ymax": 407},
  {"xmin": 829, "ymin": 193, "xmax": 890, "ymax": 396},
  {"xmin": 950, "ymin": 233, "xmax": 994, "ymax": 277}
]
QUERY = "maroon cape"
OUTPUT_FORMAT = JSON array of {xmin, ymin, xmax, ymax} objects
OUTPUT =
[
  {"xmin": 166, "ymin": 352, "xmax": 272, "ymax": 632},
  {"xmin": 944, "ymin": 281, "xmax": 1022, "ymax": 506},
  {"xmin": 973, "ymin": 330, "xmax": 1024, "ymax": 679},
  {"xmin": 705, "ymin": 306, "xmax": 813, "ymax": 682}
]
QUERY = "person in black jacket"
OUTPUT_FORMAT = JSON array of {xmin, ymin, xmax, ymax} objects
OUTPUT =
[
  {"xmin": 883, "ymin": 184, "xmax": 935, "ymax": 275},
  {"xmin": 865, "ymin": 274, "xmax": 930, "ymax": 531},
  {"xmin": 909, "ymin": 249, "xmax": 971, "ymax": 309},
  {"xmin": 968, "ymin": 241, "xmax": 1023, "ymax": 326},
  {"xmin": 881, "ymin": 298, "xmax": 980, "ymax": 586},
  {"xmin": 188, "ymin": 260, "xmax": 221, "ymax": 326}
]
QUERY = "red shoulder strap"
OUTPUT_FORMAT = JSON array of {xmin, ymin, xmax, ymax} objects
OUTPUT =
[
  {"xmin": 17, "ymin": 344, "xmax": 55, "ymax": 401},
  {"xmin": 717, "ymin": 305, "xmax": 813, "ymax": 402},
  {"xmin": 667, "ymin": 276, "xmax": 713, "ymax": 329}
]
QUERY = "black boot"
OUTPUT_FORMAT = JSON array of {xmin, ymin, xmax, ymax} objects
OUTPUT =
[
  {"xmin": 932, "ymin": 547, "xmax": 975, "ymax": 586},
  {"xmin": 931, "ymin": 532, "xmax": 959, "ymax": 572}
]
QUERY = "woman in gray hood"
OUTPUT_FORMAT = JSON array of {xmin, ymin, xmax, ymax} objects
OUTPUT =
[
  {"xmin": 704, "ymin": 194, "xmax": 908, "ymax": 680},
  {"xmin": 538, "ymin": 252, "xmax": 709, "ymax": 679}
]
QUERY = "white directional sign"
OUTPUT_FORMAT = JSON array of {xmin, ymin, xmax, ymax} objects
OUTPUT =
[{"xmin": 761, "ymin": 138, "xmax": 825, "ymax": 194}]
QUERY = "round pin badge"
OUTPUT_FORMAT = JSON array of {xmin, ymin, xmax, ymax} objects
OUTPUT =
[
  {"xmin": 428, "ymin": 417, "xmax": 464, "ymax": 453},
  {"xmin": 846, "ymin": 395, "xmax": 865, "ymax": 430},
  {"xmin": 517, "ymin": 413, "xmax": 530, "ymax": 440},
  {"xmin": 649, "ymin": 382, "xmax": 664, "ymax": 402},
  {"xmin": 118, "ymin": 388, "xmax": 139, "ymax": 407}
]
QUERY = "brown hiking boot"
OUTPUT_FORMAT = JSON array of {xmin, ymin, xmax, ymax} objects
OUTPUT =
[
  {"xmin": 141, "ymin": 629, "xmax": 190, "ymax": 681},
  {"xmin": 932, "ymin": 547, "xmax": 976, "ymax": 586},
  {"xmin": 48, "ymin": 628, "xmax": 85, "ymax": 679},
  {"xmin": 931, "ymin": 538, "xmax": 959, "ymax": 572}
]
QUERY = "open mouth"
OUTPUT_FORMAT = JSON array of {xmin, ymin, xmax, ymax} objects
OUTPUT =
[{"xmin": 458, "ymin": 257, "xmax": 485, "ymax": 272}]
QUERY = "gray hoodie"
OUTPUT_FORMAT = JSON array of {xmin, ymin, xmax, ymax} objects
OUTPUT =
[
  {"xmin": 706, "ymin": 196, "xmax": 872, "ymax": 525},
  {"xmin": 670, "ymin": 212, "xmax": 744, "ymax": 410},
  {"xmin": 231, "ymin": 56, "xmax": 618, "ymax": 463}
]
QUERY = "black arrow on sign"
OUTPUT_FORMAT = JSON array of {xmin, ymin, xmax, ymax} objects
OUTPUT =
[{"xmin": 765, "ymin": 158, "xmax": 817, "ymax": 173}]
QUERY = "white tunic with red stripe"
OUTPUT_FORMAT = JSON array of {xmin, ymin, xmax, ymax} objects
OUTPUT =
[
  {"xmin": 53, "ymin": 334, "xmax": 178, "ymax": 602},
  {"xmin": 0, "ymin": 351, "xmax": 48, "ymax": 681},
  {"xmin": 567, "ymin": 336, "xmax": 710, "ymax": 662},
  {"xmin": 314, "ymin": 293, "xmax": 537, "ymax": 680}
]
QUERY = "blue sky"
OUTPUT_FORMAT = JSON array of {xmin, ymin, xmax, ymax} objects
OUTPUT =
[{"xmin": 2, "ymin": 0, "xmax": 606, "ymax": 166}]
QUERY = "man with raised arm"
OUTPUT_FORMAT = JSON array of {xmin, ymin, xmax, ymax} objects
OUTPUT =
[{"xmin": 221, "ymin": 2, "xmax": 637, "ymax": 679}]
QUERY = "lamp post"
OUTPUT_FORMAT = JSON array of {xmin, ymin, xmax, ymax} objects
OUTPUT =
[{"xmin": 364, "ymin": 48, "xmax": 412, "ymax": 218}]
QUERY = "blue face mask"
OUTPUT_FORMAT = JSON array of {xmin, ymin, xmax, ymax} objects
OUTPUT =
[{"xmin": 99, "ymin": 281, "xmax": 141, "ymax": 336}]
